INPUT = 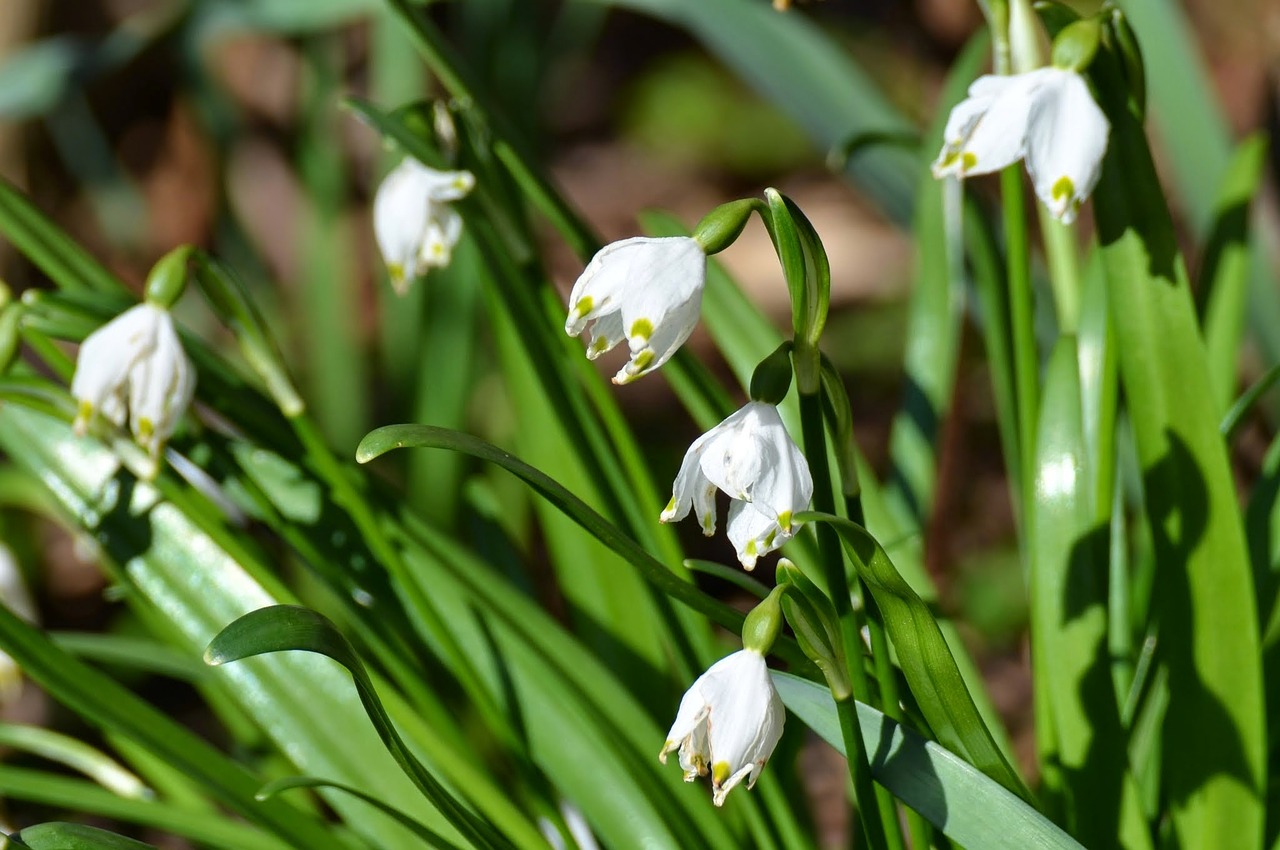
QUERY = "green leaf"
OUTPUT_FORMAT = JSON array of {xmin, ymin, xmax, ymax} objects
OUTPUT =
[
  {"xmin": 0, "ymin": 768, "xmax": 288, "ymax": 850},
  {"xmin": 1201, "ymin": 134, "xmax": 1269, "ymax": 414},
  {"xmin": 773, "ymin": 673, "xmax": 1082, "ymax": 850},
  {"xmin": 206, "ymin": 604, "xmax": 516, "ymax": 850},
  {"xmin": 7, "ymin": 823, "xmax": 157, "ymax": 850},
  {"xmin": 0, "ymin": 723, "xmax": 147, "ymax": 799},
  {"xmin": 1029, "ymin": 338, "xmax": 1151, "ymax": 849},
  {"xmin": 803, "ymin": 513, "xmax": 1032, "ymax": 801},
  {"xmin": 1091, "ymin": 33, "xmax": 1266, "ymax": 850},
  {"xmin": 257, "ymin": 776, "xmax": 463, "ymax": 850},
  {"xmin": 356, "ymin": 423, "xmax": 808, "ymax": 667}
]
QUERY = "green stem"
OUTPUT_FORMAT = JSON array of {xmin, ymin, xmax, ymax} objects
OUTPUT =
[
  {"xmin": 1002, "ymin": 167, "xmax": 1039, "ymax": 534},
  {"xmin": 1038, "ymin": 209, "xmax": 1082, "ymax": 334},
  {"xmin": 798, "ymin": 390, "xmax": 893, "ymax": 850}
]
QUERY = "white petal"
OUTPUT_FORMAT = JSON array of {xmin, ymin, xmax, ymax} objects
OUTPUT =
[
  {"xmin": 584, "ymin": 310, "xmax": 625, "ymax": 361},
  {"xmin": 373, "ymin": 160, "xmax": 435, "ymax": 284},
  {"xmin": 419, "ymin": 206, "xmax": 464, "ymax": 270},
  {"xmin": 0, "ymin": 544, "xmax": 36, "ymax": 624},
  {"xmin": 70, "ymin": 304, "xmax": 159, "ymax": 423},
  {"xmin": 726, "ymin": 501, "xmax": 786, "ymax": 570},
  {"xmin": 692, "ymin": 404, "xmax": 761, "ymax": 500},
  {"xmin": 749, "ymin": 409, "xmax": 813, "ymax": 524},
  {"xmin": 661, "ymin": 440, "xmax": 706, "ymax": 524},
  {"xmin": 1024, "ymin": 69, "xmax": 1110, "ymax": 223}
]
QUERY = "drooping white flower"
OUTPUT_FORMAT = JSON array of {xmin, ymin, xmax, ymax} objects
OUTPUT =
[
  {"xmin": 660, "ymin": 648, "xmax": 785, "ymax": 806},
  {"xmin": 661, "ymin": 401, "xmax": 812, "ymax": 570},
  {"xmin": 565, "ymin": 236, "xmax": 705, "ymax": 385},
  {"xmin": 932, "ymin": 66, "xmax": 1109, "ymax": 223},
  {"xmin": 70, "ymin": 302, "xmax": 196, "ymax": 465},
  {"xmin": 0, "ymin": 543, "xmax": 37, "ymax": 707},
  {"xmin": 373, "ymin": 158, "xmax": 475, "ymax": 294}
]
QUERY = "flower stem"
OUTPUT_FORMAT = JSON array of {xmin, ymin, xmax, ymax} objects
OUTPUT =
[
  {"xmin": 1001, "ymin": 166, "xmax": 1039, "ymax": 532},
  {"xmin": 798, "ymin": 389, "xmax": 895, "ymax": 850}
]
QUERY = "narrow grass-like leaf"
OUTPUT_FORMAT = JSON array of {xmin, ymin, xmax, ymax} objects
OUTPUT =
[
  {"xmin": 7, "ymin": 823, "xmax": 157, "ymax": 850},
  {"xmin": 0, "ymin": 723, "xmax": 147, "ymax": 799},
  {"xmin": 206, "ymin": 604, "xmax": 518, "ymax": 850},
  {"xmin": 1201, "ymin": 134, "xmax": 1269, "ymax": 414},
  {"xmin": 357, "ymin": 423, "xmax": 808, "ymax": 666},
  {"xmin": 0, "ymin": 768, "xmax": 288, "ymax": 850},
  {"xmin": 0, "ymin": 178, "xmax": 125, "ymax": 294},
  {"xmin": 1091, "ymin": 37, "xmax": 1266, "ymax": 849},
  {"xmin": 774, "ymin": 673, "xmax": 1080, "ymax": 850},
  {"xmin": 1029, "ymin": 338, "xmax": 1151, "ymax": 849},
  {"xmin": 258, "ymin": 776, "xmax": 463, "ymax": 850},
  {"xmin": 802, "ymin": 513, "xmax": 1031, "ymax": 801}
]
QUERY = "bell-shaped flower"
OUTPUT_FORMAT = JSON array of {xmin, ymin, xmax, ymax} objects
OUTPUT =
[
  {"xmin": 565, "ymin": 236, "xmax": 705, "ymax": 384},
  {"xmin": 659, "ymin": 648, "xmax": 785, "ymax": 806},
  {"xmin": 373, "ymin": 157, "xmax": 475, "ymax": 294},
  {"xmin": 70, "ymin": 302, "xmax": 196, "ymax": 465},
  {"xmin": 661, "ymin": 401, "xmax": 812, "ymax": 569},
  {"xmin": 932, "ymin": 66, "xmax": 1109, "ymax": 224},
  {"xmin": 0, "ymin": 543, "xmax": 36, "ymax": 706}
]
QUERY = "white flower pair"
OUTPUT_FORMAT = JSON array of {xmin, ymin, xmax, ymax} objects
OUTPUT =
[
  {"xmin": 565, "ymin": 238, "xmax": 812, "ymax": 569},
  {"xmin": 933, "ymin": 65, "xmax": 1109, "ymax": 224}
]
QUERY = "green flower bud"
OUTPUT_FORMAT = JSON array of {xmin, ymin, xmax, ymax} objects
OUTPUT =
[
  {"xmin": 741, "ymin": 587, "xmax": 784, "ymax": 655},
  {"xmin": 749, "ymin": 342, "xmax": 794, "ymax": 405},
  {"xmin": 1051, "ymin": 18, "xmax": 1102, "ymax": 73},
  {"xmin": 143, "ymin": 245, "xmax": 194, "ymax": 309},
  {"xmin": 776, "ymin": 560, "xmax": 850, "ymax": 697},
  {"xmin": 692, "ymin": 199, "xmax": 758, "ymax": 256}
]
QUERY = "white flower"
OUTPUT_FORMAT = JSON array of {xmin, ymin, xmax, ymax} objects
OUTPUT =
[
  {"xmin": 0, "ymin": 543, "xmax": 36, "ymax": 707},
  {"xmin": 932, "ymin": 66, "xmax": 1109, "ymax": 224},
  {"xmin": 373, "ymin": 158, "xmax": 475, "ymax": 294},
  {"xmin": 70, "ymin": 302, "xmax": 196, "ymax": 464},
  {"xmin": 565, "ymin": 236, "xmax": 705, "ymax": 385},
  {"xmin": 661, "ymin": 402, "xmax": 812, "ymax": 569},
  {"xmin": 659, "ymin": 649, "xmax": 785, "ymax": 806}
]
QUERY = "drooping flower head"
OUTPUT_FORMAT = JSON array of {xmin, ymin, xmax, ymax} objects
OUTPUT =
[
  {"xmin": 71, "ymin": 302, "xmax": 196, "ymax": 466},
  {"xmin": 661, "ymin": 401, "xmax": 813, "ymax": 569},
  {"xmin": 660, "ymin": 648, "xmax": 785, "ymax": 806},
  {"xmin": 932, "ymin": 66, "xmax": 1109, "ymax": 223},
  {"xmin": 373, "ymin": 157, "xmax": 475, "ymax": 294},
  {"xmin": 565, "ymin": 236, "xmax": 706, "ymax": 385}
]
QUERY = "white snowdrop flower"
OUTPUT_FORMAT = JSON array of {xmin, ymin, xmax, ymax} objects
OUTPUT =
[
  {"xmin": 373, "ymin": 157, "xmax": 475, "ymax": 294},
  {"xmin": 71, "ymin": 302, "xmax": 196, "ymax": 467},
  {"xmin": 932, "ymin": 66, "xmax": 1109, "ymax": 224},
  {"xmin": 565, "ymin": 236, "xmax": 705, "ymax": 384},
  {"xmin": 661, "ymin": 401, "xmax": 812, "ymax": 570},
  {"xmin": 0, "ymin": 543, "xmax": 36, "ymax": 707},
  {"xmin": 659, "ymin": 648, "xmax": 785, "ymax": 806}
]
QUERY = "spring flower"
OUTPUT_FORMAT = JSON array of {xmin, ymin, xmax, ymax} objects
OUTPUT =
[
  {"xmin": 373, "ymin": 157, "xmax": 475, "ymax": 294},
  {"xmin": 565, "ymin": 236, "xmax": 706, "ymax": 384},
  {"xmin": 70, "ymin": 302, "xmax": 196, "ymax": 465},
  {"xmin": 932, "ymin": 66, "xmax": 1109, "ymax": 224},
  {"xmin": 661, "ymin": 401, "xmax": 812, "ymax": 569},
  {"xmin": 0, "ymin": 543, "xmax": 36, "ymax": 706},
  {"xmin": 660, "ymin": 648, "xmax": 785, "ymax": 806}
]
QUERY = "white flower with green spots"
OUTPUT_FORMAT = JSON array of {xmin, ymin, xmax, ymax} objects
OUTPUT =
[
  {"xmin": 661, "ymin": 401, "xmax": 812, "ymax": 570},
  {"xmin": 660, "ymin": 648, "xmax": 785, "ymax": 806},
  {"xmin": 932, "ymin": 66, "xmax": 1109, "ymax": 224},
  {"xmin": 373, "ymin": 158, "xmax": 475, "ymax": 294},
  {"xmin": 564, "ymin": 236, "xmax": 705, "ymax": 384},
  {"xmin": 71, "ymin": 302, "xmax": 195, "ymax": 466}
]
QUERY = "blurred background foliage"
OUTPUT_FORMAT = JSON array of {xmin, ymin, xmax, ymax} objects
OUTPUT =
[{"xmin": 0, "ymin": 0, "xmax": 1274, "ymax": 841}]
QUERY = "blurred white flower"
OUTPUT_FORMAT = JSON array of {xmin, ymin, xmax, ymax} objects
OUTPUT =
[
  {"xmin": 373, "ymin": 158, "xmax": 475, "ymax": 294},
  {"xmin": 565, "ymin": 236, "xmax": 705, "ymax": 384},
  {"xmin": 661, "ymin": 402, "xmax": 812, "ymax": 569},
  {"xmin": 0, "ymin": 543, "xmax": 36, "ymax": 707},
  {"xmin": 71, "ymin": 302, "xmax": 196, "ymax": 467},
  {"xmin": 660, "ymin": 648, "xmax": 785, "ymax": 806},
  {"xmin": 932, "ymin": 66, "xmax": 1109, "ymax": 223}
]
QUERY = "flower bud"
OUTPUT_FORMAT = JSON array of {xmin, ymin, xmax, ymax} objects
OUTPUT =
[
  {"xmin": 749, "ymin": 342, "xmax": 793, "ymax": 405},
  {"xmin": 144, "ymin": 245, "xmax": 193, "ymax": 309},
  {"xmin": 692, "ymin": 199, "xmax": 757, "ymax": 256},
  {"xmin": 741, "ymin": 588, "xmax": 784, "ymax": 655},
  {"xmin": 1052, "ymin": 18, "xmax": 1102, "ymax": 73}
]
